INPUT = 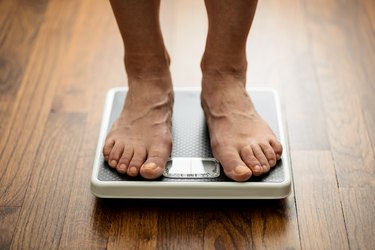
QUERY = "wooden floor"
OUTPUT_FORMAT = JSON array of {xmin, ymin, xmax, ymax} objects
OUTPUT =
[{"xmin": 1, "ymin": 0, "xmax": 374, "ymax": 249}]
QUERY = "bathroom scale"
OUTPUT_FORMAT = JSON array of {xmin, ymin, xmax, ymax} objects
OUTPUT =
[{"xmin": 91, "ymin": 87, "xmax": 292, "ymax": 199}]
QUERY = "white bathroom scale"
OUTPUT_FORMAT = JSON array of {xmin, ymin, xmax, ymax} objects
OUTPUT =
[{"xmin": 91, "ymin": 87, "xmax": 292, "ymax": 199}]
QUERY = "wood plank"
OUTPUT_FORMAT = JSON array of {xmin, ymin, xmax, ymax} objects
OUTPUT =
[
  {"xmin": 344, "ymin": 0, "xmax": 375, "ymax": 147},
  {"xmin": 0, "ymin": 207, "xmax": 21, "ymax": 249},
  {"xmin": 50, "ymin": 0, "xmax": 123, "ymax": 161},
  {"xmin": 59, "ymin": 157, "xmax": 110, "ymax": 249},
  {"xmin": 153, "ymin": 196, "xmax": 300, "ymax": 249},
  {"xmin": 58, "ymin": 1, "xmax": 137, "ymax": 246},
  {"xmin": 50, "ymin": 0, "xmax": 122, "ymax": 115},
  {"xmin": 249, "ymin": 0, "xmax": 330, "ymax": 150},
  {"xmin": 292, "ymin": 151, "xmax": 349, "ymax": 249},
  {"xmin": 0, "ymin": 0, "xmax": 49, "ymax": 153},
  {"xmin": 0, "ymin": 0, "xmax": 18, "ymax": 42},
  {"xmin": 104, "ymin": 197, "xmax": 299, "ymax": 249},
  {"xmin": 59, "ymin": 0, "xmax": 122, "ymax": 247},
  {"xmin": 201, "ymin": 197, "xmax": 299, "ymax": 249},
  {"xmin": 10, "ymin": 113, "xmax": 85, "ymax": 249},
  {"xmin": 340, "ymin": 187, "xmax": 375, "ymax": 249},
  {"xmin": 156, "ymin": 205, "xmax": 204, "ymax": 249},
  {"xmin": 107, "ymin": 201, "xmax": 158, "ymax": 249},
  {"xmin": 302, "ymin": 0, "xmax": 375, "ymax": 187},
  {"xmin": 363, "ymin": 109, "xmax": 375, "ymax": 154},
  {"xmin": 0, "ymin": 0, "xmax": 49, "ymax": 97},
  {"xmin": 0, "ymin": 0, "xmax": 83, "ymax": 206},
  {"xmin": 313, "ymin": 0, "xmax": 375, "ymax": 151}
]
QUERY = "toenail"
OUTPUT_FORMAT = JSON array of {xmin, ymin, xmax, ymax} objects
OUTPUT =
[
  {"xmin": 234, "ymin": 166, "xmax": 250, "ymax": 174},
  {"xmin": 253, "ymin": 165, "xmax": 261, "ymax": 172},
  {"xmin": 143, "ymin": 162, "xmax": 157, "ymax": 170},
  {"xmin": 118, "ymin": 164, "xmax": 126, "ymax": 171},
  {"xmin": 269, "ymin": 160, "xmax": 275, "ymax": 166},
  {"xmin": 111, "ymin": 160, "xmax": 117, "ymax": 166},
  {"xmin": 276, "ymin": 154, "xmax": 281, "ymax": 160},
  {"xmin": 129, "ymin": 166, "xmax": 137, "ymax": 174},
  {"xmin": 262, "ymin": 165, "xmax": 268, "ymax": 170}
]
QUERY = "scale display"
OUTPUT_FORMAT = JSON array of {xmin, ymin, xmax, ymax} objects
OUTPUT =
[{"xmin": 164, "ymin": 158, "xmax": 220, "ymax": 178}]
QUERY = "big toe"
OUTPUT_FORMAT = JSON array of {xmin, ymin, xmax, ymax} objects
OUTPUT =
[
  {"xmin": 140, "ymin": 144, "xmax": 171, "ymax": 179},
  {"xmin": 218, "ymin": 151, "xmax": 252, "ymax": 182},
  {"xmin": 140, "ymin": 162, "xmax": 164, "ymax": 179}
]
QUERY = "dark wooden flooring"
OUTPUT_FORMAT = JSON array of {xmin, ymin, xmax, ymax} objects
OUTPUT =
[{"xmin": 0, "ymin": 0, "xmax": 374, "ymax": 249}]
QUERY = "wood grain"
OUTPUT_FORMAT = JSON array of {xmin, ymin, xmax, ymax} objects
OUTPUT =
[
  {"xmin": 50, "ymin": 0, "xmax": 122, "ymax": 115},
  {"xmin": 156, "ymin": 208, "xmax": 204, "ymax": 249},
  {"xmin": 344, "ymin": 0, "xmax": 375, "ymax": 148},
  {"xmin": 0, "ymin": 207, "xmax": 21, "ymax": 249},
  {"xmin": 0, "ymin": 0, "xmax": 47, "ymax": 97},
  {"xmin": 10, "ymin": 113, "xmax": 85, "ymax": 249},
  {"xmin": 0, "ymin": 0, "xmax": 82, "ymax": 206},
  {"xmin": 340, "ymin": 187, "xmax": 375, "ymax": 249},
  {"xmin": 59, "ymin": 158, "xmax": 111, "ymax": 250},
  {"xmin": 363, "ymin": 109, "xmax": 375, "ymax": 154},
  {"xmin": 0, "ymin": 0, "xmax": 49, "ymax": 163},
  {"xmin": 103, "ymin": 198, "xmax": 300, "ymax": 250},
  {"xmin": 201, "ymin": 198, "xmax": 300, "ymax": 249},
  {"xmin": 302, "ymin": 0, "xmax": 375, "ymax": 187},
  {"xmin": 346, "ymin": 0, "xmax": 375, "ymax": 110},
  {"xmin": 292, "ymin": 151, "xmax": 349, "ymax": 250},
  {"xmin": 0, "ymin": 0, "xmax": 375, "ymax": 248},
  {"xmin": 107, "ymin": 202, "xmax": 158, "ymax": 249}
]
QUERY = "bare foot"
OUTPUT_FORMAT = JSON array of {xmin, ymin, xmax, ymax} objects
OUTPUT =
[
  {"xmin": 201, "ymin": 72, "xmax": 283, "ymax": 182},
  {"xmin": 103, "ymin": 54, "xmax": 173, "ymax": 179}
]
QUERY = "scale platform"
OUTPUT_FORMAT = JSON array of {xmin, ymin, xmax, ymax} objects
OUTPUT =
[{"xmin": 91, "ymin": 87, "xmax": 292, "ymax": 199}]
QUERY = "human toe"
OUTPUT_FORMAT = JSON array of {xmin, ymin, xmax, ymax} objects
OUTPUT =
[
  {"xmin": 141, "ymin": 147, "xmax": 170, "ymax": 179},
  {"xmin": 140, "ymin": 162, "xmax": 164, "ymax": 179},
  {"xmin": 103, "ymin": 138, "xmax": 115, "ymax": 161},
  {"xmin": 108, "ymin": 142, "xmax": 124, "ymax": 168},
  {"xmin": 251, "ymin": 144, "xmax": 270, "ymax": 172},
  {"xmin": 219, "ymin": 152, "xmax": 252, "ymax": 181},
  {"xmin": 270, "ymin": 139, "xmax": 283, "ymax": 160},
  {"xmin": 260, "ymin": 143, "xmax": 277, "ymax": 167},
  {"xmin": 240, "ymin": 146, "xmax": 263, "ymax": 176},
  {"xmin": 127, "ymin": 147, "xmax": 147, "ymax": 177},
  {"xmin": 116, "ymin": 145, "xmax": 134, "ymax": 174}
]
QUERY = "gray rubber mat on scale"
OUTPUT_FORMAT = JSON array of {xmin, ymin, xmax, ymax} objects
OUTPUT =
[{"xmin": 97, "ymin": 90, "xmax": 285, "ymax": 183}]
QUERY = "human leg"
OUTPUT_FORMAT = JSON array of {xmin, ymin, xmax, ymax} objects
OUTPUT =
[
  {"xmin": 201, "ymin": 0, "xmax": 283, "ymax": 181},
  {"xmin": 103, "ymin": 0, "xmax": 173, "ymax": 179}
]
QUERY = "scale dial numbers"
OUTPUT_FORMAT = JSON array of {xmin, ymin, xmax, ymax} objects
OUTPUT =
[{"xmin": 163, "ymin": 158, "xmax": 220, "ymax": 179}]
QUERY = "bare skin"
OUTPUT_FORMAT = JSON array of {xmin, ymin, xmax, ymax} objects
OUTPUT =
[
  {"xmin": 201, "ymin": 71, "xmax": 283, "ymax": 181},
  {"xmin": 105, "ymin": 0, "xmax": 283, "ymax": 181},
  {"xmin": 201, "ymin": 0, "xmax": 282, "ymax": 181},
  {"xmin": 103, "ymin": 0, "xmax": 173, "ymax": 179},
  {"xmin": 103, "ymin": 65, "xmax": 173, "ymax": 179}
]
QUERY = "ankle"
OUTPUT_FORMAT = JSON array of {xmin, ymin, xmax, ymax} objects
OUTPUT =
[
  {"xmin": 201, "ymin": 53, "xmax": 247, "ymax": 77},
  {"xmin": 201, "ymin": 53, "xmax": 247, "ymax": 92},
  {"xmin": 124, "ymin": 50, "xmax": 171, "ymax": 80}
]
